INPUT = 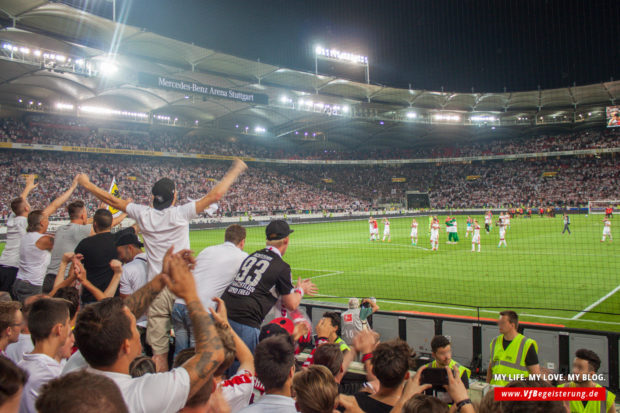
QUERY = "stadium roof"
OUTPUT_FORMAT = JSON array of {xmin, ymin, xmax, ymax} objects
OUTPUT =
[{"xmin": 0, "ymin": 0, "xmax": 618, "ymax": 147}]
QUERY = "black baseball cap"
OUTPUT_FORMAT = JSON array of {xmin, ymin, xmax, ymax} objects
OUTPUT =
[
  {"xmin": 266, "ymin": 220, "xmax": 294, "ymax": 241},
  {"xmin": 152, "ymin": 178, "xmax": 175, "ymax": 210},
  {"xmin": 115, "ymin": 232, "xmax": 144, "ymax": 248}
]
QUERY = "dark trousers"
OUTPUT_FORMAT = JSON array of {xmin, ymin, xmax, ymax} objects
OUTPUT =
[
  {"xmin": 0, "ymin": 265, "xmax": 18, "ymax": 299},
  {"xmin": 562, "ymin": 224, "xmax": 571, "ymax": 234}
]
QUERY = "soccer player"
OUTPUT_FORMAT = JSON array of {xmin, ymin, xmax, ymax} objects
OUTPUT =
[
  {"xmin": 471, "ymin": 220, "xmax": 481, "ymax": 252},
  {"xmin": 601, "ymin": 217, "xmax": 612, "ymax": 242},
  {"xmin": 382, "ymin": 218, "xmax": 391, "ymax": 242},
  {"xmin": 368, "ymin": 217, "xmax": 378, "ymax": 241},
  {"xmin": 485, "ymin": 211, "xmax": 492, "ymax": 234},
  {"xmin": 368, "ymin": 217, "xmax": 374, "ymax": 241},
  {"xmin": 410, "ymin": 219, "xmax": 418, "ymax": 245},
  {"xmin": 497, "ymin": 218, "xmax": 507, "ymax": 248},
  {"xmin": 504, "ymin": 212, "xmax": 511, "ymax": 230},
  {"xmin": 430, "ymin": 217, "xmax": 440, "ymax": 251},
  {"xmin": 465, "ymin": 216, "xmax": 473, "ymax": 238}
]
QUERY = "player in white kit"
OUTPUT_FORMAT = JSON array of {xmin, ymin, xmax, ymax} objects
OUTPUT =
[
  {"xmin": 471, "ymin": 220, "xmax": 481, "ymax": 252},
  {"xmin": 430, "ymin": 217, "xmax": 440, "ymax": 251},
  {"xmin": 369, "ymin": 217, "xmax": 379, "ymax": 241},
  {"xmin": 601, "ymin": 218, "xmax": 612, "ymax": 242},
  {"xmin": 497, "ymin": 218, "xmax": 507, "ymax": 247},
  {"xmin": 410, "ymin": 218, "xmax": 419, "ymax": 245},
  {"xmin": 382, "ymin": 218, "xmax": 391, "ymax": 242}
]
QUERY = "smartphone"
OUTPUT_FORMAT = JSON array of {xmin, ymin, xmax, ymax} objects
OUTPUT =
[{"xmin": 420, "ymin": 367, "xmax": 449, "ymax": 386}]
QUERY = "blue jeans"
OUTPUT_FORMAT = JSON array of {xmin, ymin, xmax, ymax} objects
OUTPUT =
[
  {"xmin": 227, "ymin": 319, "xmax": 260, "ymax": 376},
  {"xmin": 172, "ymin": 303, "xmax": 194, "ymax": 357}
]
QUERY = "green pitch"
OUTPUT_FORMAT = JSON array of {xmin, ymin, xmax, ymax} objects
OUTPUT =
[
  {"xmin": 1, "ymin": 214, "xmax": 618, "ymax": 331},
  {"xmin": 189, "ymin": 214, "xmax": 620, "ymax": 332}
]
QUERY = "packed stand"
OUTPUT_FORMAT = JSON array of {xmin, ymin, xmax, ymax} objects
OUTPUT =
[{"xmin": 1, "ymin": 116, "xmax": 619, "ymax": 161}]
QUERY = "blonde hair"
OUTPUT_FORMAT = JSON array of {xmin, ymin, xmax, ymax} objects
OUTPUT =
[{"xmin": 292, "ymin": 365, "xmax": 338, "ymax": 413}]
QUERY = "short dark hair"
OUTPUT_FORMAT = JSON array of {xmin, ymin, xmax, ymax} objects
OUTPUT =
[
  {"xmin": 224, "ymin": 224, "xmax": 246, "ymax": 245},
  {"xmin": 322, "ymin": 311, "xmax": 341, "ymax": 337},
  {"xmin": 575, "ymin": 349, "xmax": 601, "ymax": 373},
  {"xmin": 67, "ymin": 200, "xmax": 85, "ymax": 220},
  {"xmin": 403, "ymin": 394, "xmax": 449, "ymax": 413},
  {"xmin": 500, "ymin": 310, "xmax": 519, "ymax": 328},
  {"xmin": 129, "ymin": 356, "xmax": 156, "ymax": 378},
  {"xmin": 0, "ymin": 301, "xmax": 21, "ymax": 332},
  {"xmin": 28, "ymin": 298, "xmax": 70, "ymax": 344},
  {"xmin": 35, "ymin": 370, "xmax": 128, "ymax": 413},
  {"xmin": 172, "ymin": 348, "xmax": 215, "ymax": 408},
  {"xmin": 501, "ymin": 379, "xmax": 565, "ymax": 413},
  {"xmin": 313, "ymin": 343, "xmax": 344, "ymax": 377},
  {"xmin": 10, "ymin": 197, "xmax": 26, "ymax": 215},
  {"xmin": 430, "ymin": 335, "xmax": 451, "ymax": 353},
  {"xmin": 26, "ymin": 210, "xmax": 45, "ymax": 232},
  {"xmin": 93, "ymin": 209, "xmax": 113, "ymax": 232},
  {"xmin": 0, "ymin": 356, "xmax": 28, "ymax": 407},
  {"xmin": 372, "ymin": 339, "xmax": 412, "ymax": 388},
  {"xmin": 53, "ymin": 287, "xmax": 80, "ymax": 320},
  {"xmin": 254, "ymin": 335, "xmax": 295, "ymax": 391},
  {"xmin": 74, "ymin": 298, "xmax": 133, "ymax": 368}
]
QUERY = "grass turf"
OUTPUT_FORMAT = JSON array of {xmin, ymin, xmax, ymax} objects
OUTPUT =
[{"xmin": 2, "ymin": 214, "xmax": 618, "ymax": 331}]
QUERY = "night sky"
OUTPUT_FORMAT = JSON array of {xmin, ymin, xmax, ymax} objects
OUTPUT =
[{"xmin": 68, "ymin": 0, "xmax": 619, "ymax": 93}]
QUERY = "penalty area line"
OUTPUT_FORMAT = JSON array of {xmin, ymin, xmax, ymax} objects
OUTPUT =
[{"xmin": 572, "ymin": 284, "xmax": 620, "ymax": 320}]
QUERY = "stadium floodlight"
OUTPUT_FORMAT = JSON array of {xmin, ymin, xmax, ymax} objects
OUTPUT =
[
  {"xmin": 470, "ymin": 115, "xmax": 497, "ymax": 122},
  {"xmin": 33, "ymin": 50, "xmax": 41, "ymax": 56},
  {"xmin": 99, "ymin": 60, "xmax": 118, "ymax": 76},
  {"xmin": 254, "ymin": 126, "xmax": 266, "ymax": 133},
  {"xmin": 314, "ymin": 45, "xmax": 370, "ymax": 84},
  {"xmin": 342, "ymin": 105, "xmax": 350, "ymax": 113},
  {"xmin": 434, "ymin": 114, "xmax": 461, "ymax": 122},
  {"xmin": 55, "ymin": 103, "xmax": 74, "ymax": 111},
  {"xmin": 406, "ymin": 112, "xmax": 417, "ymax": 119},
  {"xmin": 279, "ymin": 95, "xmax": 292, "ymax": 104}
]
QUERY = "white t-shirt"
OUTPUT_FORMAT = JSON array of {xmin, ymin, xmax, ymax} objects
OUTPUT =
[
  {"xmin": 0, "ymin": 213, "xmax": 27, "ymax": 268},
  {"xmin": 16, "ymin": 232, "xmax": 51, "ymax": 286},
  {"xmin": 175, "ymin": 242, "xmax": 248, "ymax": 308},
  {"xmin": 18, "ymin": 353, "xmax": 63, "ymax": 413},
  {"xmin": 238, "ymin": 394, "xmax": 297, "ymax": 413},
  {"xmin": 90, "ymin": 367, "xmax": 190, "ymax": 413},
  {"xmin": 5, "ymin": 333, "xmax": 34, "ymax": 364},
  {"xmin": 219, "ymin": 369, "xmax": 265, "ymax": 411},
  {"xmin": 61, "ymin": 350, "xmax": 88, "ymax": 375},
  {"xmin": 119, "ymin": 252, "xmax": 149, "ymax": 327},
  {"xmin": 126, "ymin": 202, "xmax": 198, "ymax": 280}
]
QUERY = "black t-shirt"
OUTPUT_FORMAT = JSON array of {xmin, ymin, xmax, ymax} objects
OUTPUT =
[
  {"xmin": 354, "ymin": 392, "xmax": 393, "ymax": 413},
  {"xmin": 75, "ymin": 232, "xmax": 119, "ymax": 304},
  {"xmin": 503, "ymin": 337, "xmax": 539, "ymax": 366},
  {"xmin": 222, "ymin": 248, "xmax": 294, "ymax": 328}
]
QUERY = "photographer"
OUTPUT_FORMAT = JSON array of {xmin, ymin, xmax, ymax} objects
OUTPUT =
[{"xmin": 341, "ymin": 297, "xmax": 379, "ymax": 346}]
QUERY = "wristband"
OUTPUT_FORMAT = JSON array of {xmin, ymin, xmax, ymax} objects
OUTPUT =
[
  {"xmin": 316, "ymin": 337, "xmax": 329, "ymax": 345},
  {"xmin": 294, "ymin": 287, "xmax": 304, "ymax": 297},
  {"xmin": 456, "ymin": 399, "xmax": 472, "ymax": 411},
  {"xmin": 361, "ymin": 353, "xmax": 373, "ymax": 363}
]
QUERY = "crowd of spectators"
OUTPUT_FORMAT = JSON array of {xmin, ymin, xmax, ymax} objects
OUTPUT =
[
  {"xmin": 0, "ymin": 149, "xmax": 618, "ymax": 219},
  {"xmin": 1, "ymin": 116, "xmax": 619, "ymax": 161}
]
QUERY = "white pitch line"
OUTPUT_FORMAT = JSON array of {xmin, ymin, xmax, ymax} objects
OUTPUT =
[
  {"xmin": 310, "ymin": 271, "xmax": 345, "ymax": 280},
  {"xmin": 371, "ymin": 299, "xmax": 620, "ymax": 326},
  {"xmin": 572, "ymin": 284, "xmax": 620, "ymax": 319}
]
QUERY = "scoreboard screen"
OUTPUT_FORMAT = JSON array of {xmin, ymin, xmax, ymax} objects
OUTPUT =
[
  {"xmin": 406, "ymin": 192, "xmax": 430, "ymax": 209},
  {"xmin": 607, "ymin": 106, "xmax": 620, "ymax": 128}
]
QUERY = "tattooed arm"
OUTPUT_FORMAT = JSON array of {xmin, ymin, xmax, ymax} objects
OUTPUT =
[
  {"xmin": 123, "ymin": 247, "xmax": 173, "ymax": 318},
  {"xmin": 162, "ymin": 254, "xmax": 225, "ymax": 398}
]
